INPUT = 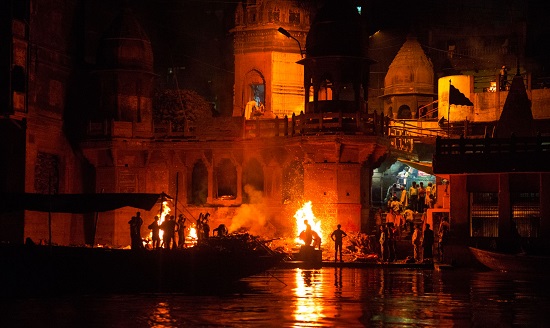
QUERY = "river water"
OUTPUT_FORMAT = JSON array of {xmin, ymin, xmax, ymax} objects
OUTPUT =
[{"xmin": 3, "ymin": 267, "xmax": 549, "ymax": 327}]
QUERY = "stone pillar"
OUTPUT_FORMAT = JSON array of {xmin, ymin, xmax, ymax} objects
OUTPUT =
[
  {"xmin": 207, "ymin": 167, "xmax": 214, "ymax": 203},
  {"xmin": 236, "ymin": 165, "xmax": 243, "ymax": 203},
  {"xmin": 498, "ymin": 173, "xmax": 511, "ymax": 238}
]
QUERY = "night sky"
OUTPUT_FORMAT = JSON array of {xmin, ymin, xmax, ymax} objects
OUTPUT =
[{"xmin": 83, "ymin": 0, "xmax": 550, "ymax": 116}]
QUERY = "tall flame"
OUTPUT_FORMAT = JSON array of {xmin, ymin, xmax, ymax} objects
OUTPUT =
[
  {"xmin": 149, "ymin": 201, "xmax": 171, "ymax": 245},
  {"xmin": 294, "ymin": 201, "xmax": 322, "ymax": 245}
]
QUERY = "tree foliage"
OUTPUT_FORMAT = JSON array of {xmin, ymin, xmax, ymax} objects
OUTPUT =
[{"xmin": 153, "ymin": 88, "xmax": 212, "ymax": 131}]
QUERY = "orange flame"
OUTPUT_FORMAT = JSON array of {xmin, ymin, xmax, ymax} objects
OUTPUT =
[
  {"xmin": 149, "ymin": 201, "xmax": 170, "ymax": 244},
  {"xmin": 189, "ymin": 225, "xmax": 197, "ymax": 240},
  {"xmin": 294, "ymin": 201, "xmax": 322, "ymax": 245}
]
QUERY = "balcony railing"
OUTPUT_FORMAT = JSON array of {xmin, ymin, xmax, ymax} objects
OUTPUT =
[{"xmin": 243, "ymin": 111, "xmax": 387, "ymax": 138}]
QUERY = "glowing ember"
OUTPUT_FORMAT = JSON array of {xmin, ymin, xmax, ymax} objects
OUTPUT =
[{"xmin": 294, "ymin": 201, "xmax": 322, "ymax": 245}]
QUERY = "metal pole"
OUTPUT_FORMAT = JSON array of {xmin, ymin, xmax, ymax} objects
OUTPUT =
[
  {"xmin": 174, "ymin": 172, "xmax": 179, "ymax": 219},
  {"xmin": 92, "ymin": 188, "xmax": 104, "ymax": 247},
  {"xmin": 448, "ymin": 79, "xmax": 451, "ymax": 137},
  {"xmin": 48, "ymin": 174, "xmax": 52, "ymax": 246}
]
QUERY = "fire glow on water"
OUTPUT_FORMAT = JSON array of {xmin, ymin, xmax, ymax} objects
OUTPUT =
[{"xmin": 294, "ymin": 201, "xmax": 323, "ymax": 245}]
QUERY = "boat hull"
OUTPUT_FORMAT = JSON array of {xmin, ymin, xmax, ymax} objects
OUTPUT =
[
  {"xmin": 469, "ymin": 247, "xmax": 550, "ymax": 273},
  {"xmin": 1, "ymin": 243, "xmax": 282, "ymax": 295}
]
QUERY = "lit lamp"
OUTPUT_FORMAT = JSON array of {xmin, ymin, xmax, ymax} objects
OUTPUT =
[{"xmin": 278, "ymin": 27, "xmax": 304, "ymax": 58}]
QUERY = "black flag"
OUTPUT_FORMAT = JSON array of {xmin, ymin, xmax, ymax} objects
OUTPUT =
[{"xmin": 449, "ymin": 84, "xmax": 473, "ymax": 106}]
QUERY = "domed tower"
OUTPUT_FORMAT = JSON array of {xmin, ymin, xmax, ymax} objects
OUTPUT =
[
  {"xmin": 94, "ymin": 7, "xmax": 155, "ymax": 132},
  {"xmin": 298, "ymin": 0, "xmax": 373, "ymax": 116},
  {"xmin": 382, "ymin": 36, "xmax": 435, "ymax": 119},
  {"xmin": 83, "ymin": 7, "xmax": 156, "ymax": 246},
  {"xmin": 232, "ymin": 0, "xmax": 311, "ymax": 118}
]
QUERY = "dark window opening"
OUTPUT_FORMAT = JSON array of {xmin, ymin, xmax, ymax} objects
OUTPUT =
[
  {"xmin": 397, "ymin": 105, "xmax": 412, "ymax": 119},
  {"xmin": 191, "ymin": 161, "xmax": 208, "ymax": 205},
  {"xmin": 12, "ymin": 65, "xmax": 25, "ymax": 93},
  {"xmin": 242, "ymin": 158, "xmax": 264, "ymax": 204},
  {"xmin": 289, "ymin": 9, "xmax": 300, "ymax": 25},
  {"xmin": 216, "ymin": 159, "xmax": 237, "ymax": 199},
  {"xmin": 511, "ymin": 192, "xmax": 540, "ymax": 238},
  {"xmin": 35, "ymin": 152, "xmax": 60, "ymax": 194},
  {"xmin": 470, "ymin": 192, "xmax": 498, "ymax": 237}
]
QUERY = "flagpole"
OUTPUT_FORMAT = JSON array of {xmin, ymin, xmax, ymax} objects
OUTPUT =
[{"xmin": 448, "ymin": 79, "xmax": 451, "ymax": 137}]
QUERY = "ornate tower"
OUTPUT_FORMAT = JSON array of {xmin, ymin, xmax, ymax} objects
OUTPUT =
[
  {"xmin": 94, "ymin": 7, "xmax": 155, "ymax": 129},
  {"xmin": 293, "ymin": 0, "xmax": 387, "ymax": 231},
  {"xmin": 232, "ymin": 0, "xmax": 311, "ymax": 118},
  {"xmin": 83, "ymin": 7, "xmax": 156, "ymax": 246},
  {"xmin": 382, "ymin": 36, "xmax": 435, "ymax": 119},
  {"xmin": 299, "ymin": 0, "xmax": 372, "ymax": 116}
]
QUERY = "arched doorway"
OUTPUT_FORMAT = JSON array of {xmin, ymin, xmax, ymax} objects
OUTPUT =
[
  {"xmin": 243, "ymin": 69, "xmax": 265, "ymax": 119},
  {"xmin": 242, "ymin": 158, "xmax": 264, "ymax": 204},
  {"xmin": 397, "ymin": 104, "xmax": 412, "ymax": 119},
  {"xmin": 190, "ymin": 160, "xmax": 208, "ymax": 205},
  {"xmin": 216, "ymin": 158, "xmax": 237, "ymax": 199}
]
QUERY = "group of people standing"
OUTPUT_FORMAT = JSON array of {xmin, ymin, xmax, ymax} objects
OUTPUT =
[
  {"xmin": 128, "ymin": 211, "xmax": 188, "ymax": 250},
  {"xmin": 386, "ymin": 181, "xmax": 436, "ymax": 215},
  {"xmin": 378, "ymin": 219, "xmax": 448, "ymax": 264}
]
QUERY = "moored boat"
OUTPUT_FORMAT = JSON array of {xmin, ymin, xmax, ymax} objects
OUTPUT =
[
  {"xmin": 1, "ymin": 234, "xmax": 284, "ymax": 295},
  {"xmin": 469, "ymin": 247, "xmax": 550, "ymax": 273}
]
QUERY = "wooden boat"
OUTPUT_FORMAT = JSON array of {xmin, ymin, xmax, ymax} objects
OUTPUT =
[
  {"xmin": 1, "ymin": 234, "xmax": 284, "ymax": 295},
  {"xmin": 469, "ymin": 247, "xmax": 550, "ymax": 273}
]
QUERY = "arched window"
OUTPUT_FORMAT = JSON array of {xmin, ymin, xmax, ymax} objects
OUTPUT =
[
  {"xmin": 190, "ymin": 160, "xmax": 208, "ymax": 205},
  {"xmin": 11, "ymin": 65, "xmax": 25, "ymax": 92},
  {"xmin": 397, "ymin": 104, "xmax": 412, "ymax": 119},
  {"xmin": 289, "ymin": 8, "xmax": 300, "ymax": 25},
  {"xmin": 247, "ymin": 8, "xmax": 257, "ymax": 24},
  {"xmin": 235, "ymin": 4, "xmax": 244, "ymax": 26},
  {"xmin": 242, "ymin": 158, "xmax": 264, "ymax": 203},
  {"xmin": 243, "ymin": 70, "xmax": 266, "ymax": 118},
  {"xmin": 319, "ymin": 79, "xmax": 333, "ymax": 101},
  {"xmin": 216, "ymin": 158, "xmax": 237, "ymax": 199},
  {"xmin": 268, "ymin": 7, "xmax": 280, "ymax": 22}
]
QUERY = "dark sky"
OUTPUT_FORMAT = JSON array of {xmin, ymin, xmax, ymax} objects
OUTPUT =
[{"xmin": 84, "ymin": 0, "xmax": 550, "ymax": 115}]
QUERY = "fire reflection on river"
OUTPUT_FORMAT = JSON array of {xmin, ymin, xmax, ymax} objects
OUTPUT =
[
  {"xmin": 147, "ymin": 302, "xmax": 176, "ymax": 327},
  {"xmin": 3, "ymin": 269, "xmax": 550, "ymax": 327},
  {"xmin": 293, "ymin": 269, "xmax": 325, "ymax": 325}
]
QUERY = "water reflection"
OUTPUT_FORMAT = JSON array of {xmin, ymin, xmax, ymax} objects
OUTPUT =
[
  {"xmin": 147, "ymin": 301, "xmax": 176, "ymax": 327},
  {"xmin": 293, "ymin": 269, "xmax": 325, "ymax": 326},
  {"xmin": 3, "ymin": 268, "xmax": 550, "ymax": 327}
]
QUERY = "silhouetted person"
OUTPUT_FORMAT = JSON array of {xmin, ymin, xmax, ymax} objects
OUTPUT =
[
  {"xmin": 312, "ymin": 230, "xmax": 321, "ymax": 250},
  {"xmin": 128, "ymin": 211, "xmax": 143, "ymax": 250},
  {"xmin": 177, "ymin": 214, "xmax": 187, "ymax": 248},
  {"xmin": 423, "ymin": 223, "xmax": 434, "ymax": 261},
  {"xmin": 387, "ymin": 223, "xmax": 396, "ymax": 262},
  {"xmin": 213, "ymin": 223, "xmax": 228, "ymax": 236},
  {"xmin": 438, "ymin": 217, "xmax": 450, "ymax": 261},
  {"xmin": 379, "ymin": 225, "xmax": 386, "ymax": 262},
  {"xmin": 196, "ymin": 213, "xmax": 204, "ymax": 242},
  {"xmin": 160, "ymin": 215, "xmax": 177, "ymax": 250},
  {"xmin": 500, "ymin": 65, "xmax": 508, "ymax": 90},
  {"xmin": 148, "ymin": 216, "xmax": 161, "ymax": 249},
  {"xmin": 412, "ymin": 224, "xmax": 422, "ymax": 262},
  {"xmin": 331, "ymin": 224, "xmax": 347, "ymax": 262},
  {"xmin": 299, "ymin": 220, "xmax": 313, "ymax": 246},
  {"xmin": 202, "ymin": 213, "xmax": 210, "ymax": 240}
]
